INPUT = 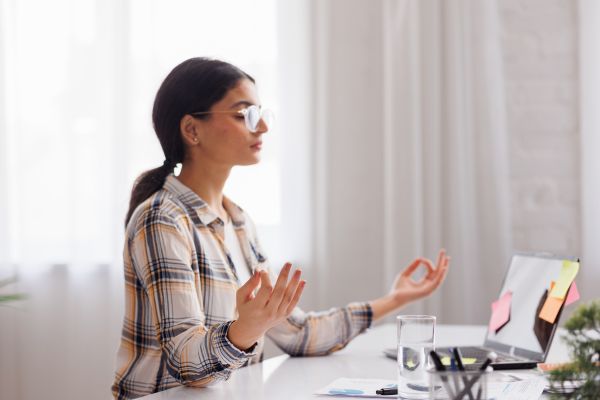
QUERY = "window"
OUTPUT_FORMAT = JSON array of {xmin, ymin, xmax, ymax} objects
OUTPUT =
[{"xmin": 0, "ymin": 0, "xmax": 283, "ymax": 266}]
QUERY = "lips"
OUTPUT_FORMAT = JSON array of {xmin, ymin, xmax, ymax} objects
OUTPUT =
[{"xmin": 250, "ymin": 141, "xmax": 263, "ymax": 149}]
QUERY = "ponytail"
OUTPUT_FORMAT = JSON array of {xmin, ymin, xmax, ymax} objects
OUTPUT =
[
  {"xmin": 124, "ymin": 57, "xmax": 254, "ymax": 228},
  {"xmin": 125, "ymin": 161, "xmax": 175, "ymax": 226}
]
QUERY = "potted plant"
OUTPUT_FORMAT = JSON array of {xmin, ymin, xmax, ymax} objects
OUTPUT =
[{"xmin": 547, "ymin": 300, "xmax": 600, "ymax": 399}]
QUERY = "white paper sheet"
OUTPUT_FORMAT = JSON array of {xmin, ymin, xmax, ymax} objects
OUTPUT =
[
  {"xmin": 314, "ymin": 378, "xmax": 396, "ymax": 398},
  {"xmin": 314, "ymin": 376, "xmax": 546, "ymax": 399},
  {"xmin": 488, "ymin": 377, "xmax": 546, "ymax": 400}
]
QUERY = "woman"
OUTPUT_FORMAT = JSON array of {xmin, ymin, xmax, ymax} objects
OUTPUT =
[{"xmin": 112, "ymin": 57, "xmax": 449, "ymax": 399}]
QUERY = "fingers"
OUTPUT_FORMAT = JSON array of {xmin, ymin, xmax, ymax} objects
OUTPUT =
[
  {"xmin": 429, "ymin": 255, "xmax": 450, "ymax": 289},
  {"xmin": 278, "ymin": 268, "xmax": 302, "ymax": 314},
  {"xmin": 436, "ymin": 248, "xmax": 446, "ymax": 268},
  {"xmin": 285, "ymin": 279, "xmax": 306, "ymax": 315},
  {"xmin": 254, "ymin": 270, "xmax": 274, "ymax": 305},
  {"xmin": 432, "ymin": 259, "xmax": 449, "ymax": 287},
  {"xmin": 267, "ymin": 263, "xmax": 292, "ymax": 307},
  {"xmin": 255, "ymin": 263, "xmax": 303, "ymax": 313},
  {"xmin": 237, "ymin": 270, "xmax": 262, "ymax": 303},
  {"xmin": 401, "ymin": 258, "xmax": 434, "ymax": 278},
  {"xmin": 434, "ymin": 249, "xmax": 447, "ymax": 275}
]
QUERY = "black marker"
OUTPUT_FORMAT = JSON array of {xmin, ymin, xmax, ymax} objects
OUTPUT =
[
  {"xmin": 452, "ymin": 347, "xmax": 465, "ymax": 371},
  {"xmin": 376, "ymin": 383, "xmax": 439, "ymax": 396},
  {"xmin": 452, "ymin": 348, "xmax": 475, "ymax": 400},
  {"xmin": 479, "ymin": 351, "xmax": 498, "ymax": 371},
  {"xmin": 429, "ymin": 350, "xmax": 446, "ymax": 371},
  {"xmin": 375, "ymin": 387, "xmax": 397, "ymax": 396}
]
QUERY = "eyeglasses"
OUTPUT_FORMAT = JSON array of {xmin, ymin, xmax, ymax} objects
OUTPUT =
[{"xmin": 190, "ymin": 105, "xmax": 274, "ymax": 133}]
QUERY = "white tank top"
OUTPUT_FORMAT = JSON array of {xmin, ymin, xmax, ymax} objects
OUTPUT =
[{"xmin": 223, "ymin": 217, "xmax": 252, "ymax": 285}]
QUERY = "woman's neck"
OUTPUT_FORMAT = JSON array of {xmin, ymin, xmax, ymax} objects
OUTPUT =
[{"xmin": 176, "ymin": 159, "xmax": 231, "ymax": 221}]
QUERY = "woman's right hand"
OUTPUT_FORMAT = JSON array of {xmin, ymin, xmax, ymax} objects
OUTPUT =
[{"xmin": 227, "ymin": 263, "xmax": 305, "ymax": 351}]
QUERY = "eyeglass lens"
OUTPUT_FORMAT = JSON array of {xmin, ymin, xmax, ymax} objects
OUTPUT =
[{"xmin": 244, "ymin": 106, "xmax": 273, "ymax": 132}]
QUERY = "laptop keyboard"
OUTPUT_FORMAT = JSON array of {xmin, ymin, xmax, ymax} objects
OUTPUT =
[{"xmin": 453, "ymin": 346, "xmax": 519, "ymax": 363}]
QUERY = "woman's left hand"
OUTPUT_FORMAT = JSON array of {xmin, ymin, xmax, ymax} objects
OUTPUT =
[{"xmin": 389, "ymin": 249, "xmax": 450, "ymax": 306}]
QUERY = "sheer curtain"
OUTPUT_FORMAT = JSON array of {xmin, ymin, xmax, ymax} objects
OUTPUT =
[
  {"xmin": 0, "ymin": 1, "xmax": 309, "ymax": 399},
  {"xmin": 0, "ymin": 0, "xmax": 282, "ymax": 268},
  {"xmin": 382, "ymin": 0, "xmax": 512, "ymax": 323},
  {"xmin": 312, "ymin": 0, "xmax": 511, "ymax": 324}
]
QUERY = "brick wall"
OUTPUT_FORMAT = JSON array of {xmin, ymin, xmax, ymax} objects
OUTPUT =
[{"xmin": 499, "ymin": 0, "xmax": 580, "ymax": 255}]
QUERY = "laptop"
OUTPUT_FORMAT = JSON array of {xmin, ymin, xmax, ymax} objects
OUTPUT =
[{"xmin": 384, "ymin": 252, "xmax": 579, "ymax": 370}]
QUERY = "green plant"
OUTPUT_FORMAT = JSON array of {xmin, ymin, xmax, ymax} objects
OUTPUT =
[
  {"xmin": 547, "ymin": 300, "xmax": 600, "ymax": 399},
  {"xmin": 0, "ymin": 276, "xmax": 26, "ymax": 304}
]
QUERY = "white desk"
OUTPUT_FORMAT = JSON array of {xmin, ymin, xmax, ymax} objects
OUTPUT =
[{"xmin": 140, "ymin": 324, "xmax": 570, "ymax": 399}]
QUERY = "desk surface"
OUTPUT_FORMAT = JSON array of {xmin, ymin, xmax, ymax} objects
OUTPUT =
[{"xmin": 140, "ymin": 324, "xmax": 569, "ymax": 400}]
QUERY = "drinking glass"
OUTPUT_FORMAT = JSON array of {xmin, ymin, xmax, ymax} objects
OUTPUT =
[{"xmin": 397, "ymin": 315, "xmax": 436, "ymax": 399}]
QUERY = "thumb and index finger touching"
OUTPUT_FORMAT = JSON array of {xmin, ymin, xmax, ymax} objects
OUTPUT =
[{"xmin": 402, "ymin": 249, "xmax": 450, "ymax": 280}]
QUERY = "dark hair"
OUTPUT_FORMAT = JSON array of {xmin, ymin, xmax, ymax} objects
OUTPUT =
[{"xmin": 125, "ymin": 57, "xmax": 255, "ymax": 226}]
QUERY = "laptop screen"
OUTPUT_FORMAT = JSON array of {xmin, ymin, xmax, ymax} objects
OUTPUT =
[{"xmin": 483, "ymin": 253, "xmax": 577, "ymax": 360}]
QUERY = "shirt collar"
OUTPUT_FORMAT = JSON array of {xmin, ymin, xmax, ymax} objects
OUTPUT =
[{"xmin": 163, "ymin": 175, "xmax": 246, "ymax": 227}]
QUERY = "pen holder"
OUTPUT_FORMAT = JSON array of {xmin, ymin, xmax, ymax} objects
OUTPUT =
[{"xmin": 428, "ymin": 370, "xmax": 488, "ymax": 400}]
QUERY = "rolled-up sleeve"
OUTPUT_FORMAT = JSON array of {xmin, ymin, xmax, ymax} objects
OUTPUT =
[
  {"xmin": 266, "ymin": 302, "xmax": 373, "ymax": 356},
  {"xmin": 130, "ymin": 210, "xmax": 256, "ymax": 386}
]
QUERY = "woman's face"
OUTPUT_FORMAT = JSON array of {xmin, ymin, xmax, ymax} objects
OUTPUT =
[{"xmin": 190, "ymin": 78, "xmax": 268, "ymax": 167}]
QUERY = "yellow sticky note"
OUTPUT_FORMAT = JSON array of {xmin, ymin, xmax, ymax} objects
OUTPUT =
[
  {"xmin": 550, "ymin": 260, "xmax": 579, "ymax": 299},
  {"xmin": 539, "ymin": 296, "xmax": 564, "ymax": 324},
  {"xmin": 441, "ymin": 356, "xmax": 477, "ymax": 366}
]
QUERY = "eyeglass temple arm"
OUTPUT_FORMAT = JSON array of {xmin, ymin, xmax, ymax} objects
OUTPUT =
[{"xmin": 190, "ymin": 110, "xmax": 244, "ymax": 116}]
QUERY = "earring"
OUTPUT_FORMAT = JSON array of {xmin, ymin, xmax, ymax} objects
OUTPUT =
[{"xmin": 193, "ymin": 138, "xmax": 198, "ymax": 142}]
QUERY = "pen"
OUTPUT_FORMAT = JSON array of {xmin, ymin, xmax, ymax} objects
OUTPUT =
[
  {"xmin": 450, "ymin": 355, "xmax": 457, "ymax": 371},
  {"xmin": 430, "ymin": 350, "xmax": 455, "ymax": 398},
  {"xmin": 375, "ymin": 387, "xmax": 397, "ymax": 396},
  {"xmin": 452, "ymin": 347, "xmax": 465, "ymax": 371},
  {"xmin": 479, "ymin": 351, "xmax": 497, "ymax": 371},
  {"xmin": 476, "ymin": 352, "xmax": 498, "ymax": 399},
  {"xmin": 429, "ymin": 350, "xmax": 446, "ymax": 371},
  {"xmin": 447, "ymin": 350, "xmax": 461, "ymax": 397},
  {"xmin": 456, "ymin": 352, "xmax": 497, "ymax": 400},
  {"xmin": 452, "ymin": 348, "xmax": 475, "ymax": 400},
  {"xmin": 376, "ymin": 383, "xmax": 436, "ymax": 396}
]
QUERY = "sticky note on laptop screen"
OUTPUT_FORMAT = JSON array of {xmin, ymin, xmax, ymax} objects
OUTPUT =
[
  {"xmin": 489, "ymin": 291, "xmax": 512, "ymax": 332},
  {"xmin": 485, "ymin": 255, "xmax": 573, "ymax": 354},
  {"xmin": 564, "ymin": 281, "xmax": 580, "ymax": 306},
  {"xmin": 539, "ymin": 296, "xmax": 563, "ymax": 324},
  {"xmin": 549, "ymin": 260, "xmax": 579, "ymax": 299}
]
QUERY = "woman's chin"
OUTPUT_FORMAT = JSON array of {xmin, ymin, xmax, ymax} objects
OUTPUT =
[{"xmin": 238, "ymin": 155, "xmax": 261, "ymax": 166}]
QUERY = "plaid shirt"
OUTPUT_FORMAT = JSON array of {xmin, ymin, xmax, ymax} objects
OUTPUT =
[{"xmin": 112, "ymin": 175, "xmax": 373, "ymax": 399}]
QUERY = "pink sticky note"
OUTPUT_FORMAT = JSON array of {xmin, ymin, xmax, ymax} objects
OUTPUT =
[
  {"xmin": 565, "ymin": 281, "xmax": 580, "ymax": 306},
  {"xmin": 489, "ymin": 291, "xmax": 512, "ymax": 333}
]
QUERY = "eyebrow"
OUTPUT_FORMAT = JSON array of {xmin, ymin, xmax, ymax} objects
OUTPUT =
[{"xmin": 229, "ymin": 100, "xmax": 258, "ymax": 109}]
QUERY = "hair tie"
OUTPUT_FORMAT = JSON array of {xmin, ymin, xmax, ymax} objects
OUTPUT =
[{"xmin": 163, "ymin": 159, "xmax": 174, "ymax": 168}]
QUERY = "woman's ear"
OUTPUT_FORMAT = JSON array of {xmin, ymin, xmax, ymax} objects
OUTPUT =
[{"xmin": 180, "ymin": 115, "xmax": 201, "ymax": 146}]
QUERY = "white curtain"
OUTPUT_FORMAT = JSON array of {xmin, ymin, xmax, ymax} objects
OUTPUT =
[
  {"xmin": 313, "ymin": 0, "xmax": 511, "ymax": 324},
  {"xmin": 578, "ymin": 0, "xmax": 600, "ymax": 302},
  {"xmin": 383, "ymin": 0, "xmax": 512, "ymax": 323},
  {"xmin": 0, "ymin": 0, "xmax": 282, "ymax": 268},
  {"xmin": 0, "ymin": 1, "xmax": 307, "ymax": 399}
]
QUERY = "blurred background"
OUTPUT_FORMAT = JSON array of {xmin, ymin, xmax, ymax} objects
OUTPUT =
[{"xmin": 0, "ymin": 0, "xmax": 598, "ymax": 399}]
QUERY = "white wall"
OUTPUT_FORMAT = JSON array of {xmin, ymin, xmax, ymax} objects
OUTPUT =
[{"xmin": 499, "ymin": 0, "xmax": 580, "ymax": 257}]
